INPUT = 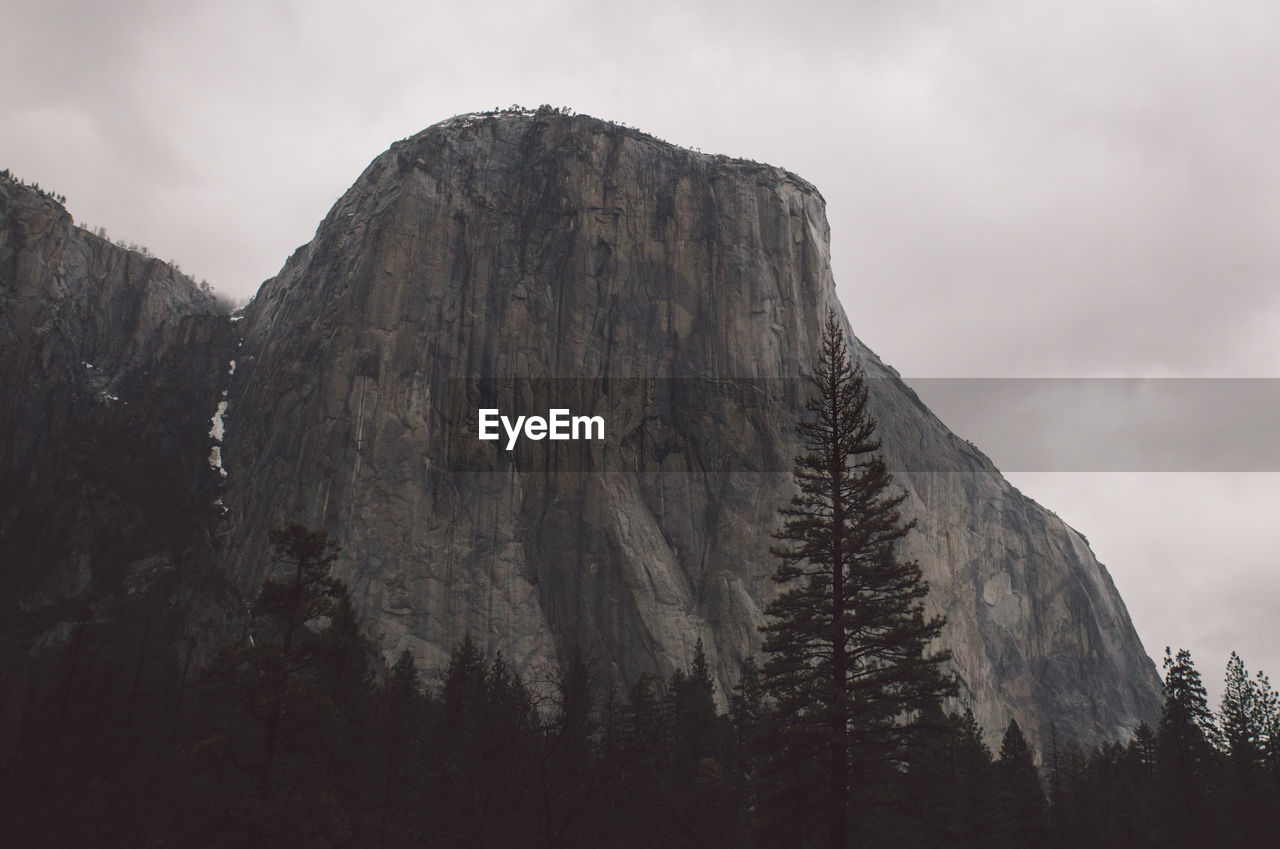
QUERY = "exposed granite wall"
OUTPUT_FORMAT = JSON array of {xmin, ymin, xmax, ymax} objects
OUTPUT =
[{"xmin": 212, "ymin": 111, "xmax": 1162, "ymax": 750}]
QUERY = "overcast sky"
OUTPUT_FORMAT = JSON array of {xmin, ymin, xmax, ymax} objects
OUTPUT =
[{"xmin": 6, "ymin": 0, "xmax": 1278, "ymax": 709}]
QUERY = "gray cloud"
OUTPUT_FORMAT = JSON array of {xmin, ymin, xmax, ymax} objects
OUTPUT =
[{"xmin": 913, "ymin": 378, "xmax": 1280, "ymax": 471}]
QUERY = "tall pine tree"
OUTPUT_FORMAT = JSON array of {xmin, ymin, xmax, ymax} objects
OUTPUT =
[
  {"xmin": 760, "ymin": 312, "xmax": 954, "ymax": 849},
  {"xmin": 1219, "ymin": 652, "xmax": 1280, "ymax": 847},
  {"xmin": 1157, "ymin": 647, "xmax": 1219, "ymax": 849},
  {"xmin": 995, "ymin": 718, "xmax": 1047, "ymax": 849},
  {"xmin": 185, "ymin": 521, "xmax": 370, "ymax": 848}
]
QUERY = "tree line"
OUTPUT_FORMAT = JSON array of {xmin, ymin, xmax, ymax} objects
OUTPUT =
[
  {"xmin": 1, "ymin": 167, "xmax": 66, "ymax": 205},
  {"xmin": 1, "ymin": 536, "xmax": 1274, "ymax": 848}
]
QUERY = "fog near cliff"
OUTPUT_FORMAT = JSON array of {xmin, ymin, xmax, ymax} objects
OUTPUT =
[{"xmin": 5, "ymin": 0, "xmax": 1278, "ymax": 705}]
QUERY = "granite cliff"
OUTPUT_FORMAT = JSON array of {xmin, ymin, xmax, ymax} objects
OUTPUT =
[
  {"xmin": 0, "ymin": 177, "xmax": 238, "ymax": 647},
  {"xmin": 0, "ymin": 111, "xmax": 1162, "ymax": 750}
]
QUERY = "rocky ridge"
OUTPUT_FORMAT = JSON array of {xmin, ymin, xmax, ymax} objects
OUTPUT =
[{"xmin": 0, "ymin": 177, "xmax": 238, "ymax": 647}]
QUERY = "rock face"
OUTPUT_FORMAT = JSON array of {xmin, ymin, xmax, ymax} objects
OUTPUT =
[
  {"xmin": 0, "ymin": 112, "xmax": 1162, "ymax": 751},
  {"xmin": 0, "ymin": 177, "xmax": 237, "ymax": 645},
  {"xmin": 218, "ymin": 110, "xmax": 1161, "ymax": 749}
]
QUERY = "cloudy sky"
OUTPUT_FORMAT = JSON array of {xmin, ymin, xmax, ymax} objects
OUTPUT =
[{"xmin": 6, "ymin": 0, "xmax": 1279, "ymax": 706}]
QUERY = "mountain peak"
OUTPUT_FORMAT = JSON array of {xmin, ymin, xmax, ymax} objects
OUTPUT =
[{"xmin": 0, "ymin": 112, "xmax": 1160, "ymax": 754}]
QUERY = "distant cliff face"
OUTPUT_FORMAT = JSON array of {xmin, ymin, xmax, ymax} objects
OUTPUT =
[
  {"xmin": 0, "ymin": 179, "xmax": 237, "ymax": 644},
  {"xmin": 202, "ymin": 110, "xmax": 1162, "ymax": 749}
]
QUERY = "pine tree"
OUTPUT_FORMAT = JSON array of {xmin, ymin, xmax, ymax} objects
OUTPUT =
[
  {"xmin": 1220, "ymin": 652, "xmax": 1273, "ymax": 772},
  {"xmin": 995, "ymin": 718, "xmax": 1047, "ymax": 849},
  {"xmin": 249, "ymin": 522, "xmax": 346, "ymax": 796},
  {"xmin": 1048, "ymin": 736, "xmax": 1089, "ymax": 849},
  {"xmin": 1219, "ymin": 652, "xmax": 1280, "ymax": 847},
  {"xmin": 1160, "ymin": 648, "xmax": 1217, "ymax": 747},
  {"xmin": 944, "ymin": 709, "xmax": 999, "ymax": 849},
  {"xmin": 538, "ymin": 648, "xmax": 599, "ymax": 848},
  {"xmin": 889, "ymin": 703, "xmax": 954, "ymax": 848},
  {"xmin": 667, "ymin": 640, "xmax": 737, "ymax": 848},
  {"xmin": 729, "ymin": 656, "xmax": 765, "ymax": 813},
  {"xmin": 612, "ymin": 675, "xmax": 670, "ymax": 845},
  {"xmin": 375, "ymin": 650, "xmax": 431, "ymax": 845},
  {"xmin": 1156, "ymin": 647, "xmax": 1219, "ymax": 849},
  {"xmin": 760, "ymin": 312, "xmax": 954, "ymax": 849},
  {"xmin": 1123, "ymin": 722, "xmax": 1160, "ymax": 849},
  {"xmin": 246, "ymin": 523, "xmax": 346, "ymax": 688},
  {"xmin": 435, "ymin": 639, "xmax": 541, "ymax": 847},
  {"xmin": 669, "ymin": 639, "xmax": 719, "ymax": 768},
  {"xmin": 186, "ymin": 522, "xmax": 369, "ymax": 848}
]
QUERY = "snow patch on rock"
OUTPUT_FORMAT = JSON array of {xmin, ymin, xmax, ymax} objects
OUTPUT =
[
  {"xmin": 209, "ymin": 400, "xmax": 228, "ymax": 441},
  {"xmin": 209, "ymin": 445, "xmax": 226, "ymax": 478}
]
